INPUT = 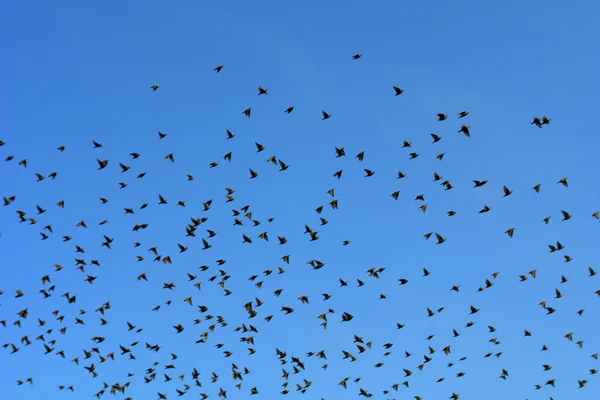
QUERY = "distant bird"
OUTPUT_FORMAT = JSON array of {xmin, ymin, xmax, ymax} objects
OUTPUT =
[
  {"xmin": 557, "ymin": 177, "xmax": 568, "ymax": 187},
  {"xmin": 531, "ymin": 117, "xmax": 542, "ymax": 128},
  {"xmin": 435, "ymin": 233, "xmax": 446, "ymax": 244}
]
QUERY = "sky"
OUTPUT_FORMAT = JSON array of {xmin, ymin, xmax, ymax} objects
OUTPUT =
[{"xmin": 2, "ymin": 1, "xmax": 600, "ymax": 399}]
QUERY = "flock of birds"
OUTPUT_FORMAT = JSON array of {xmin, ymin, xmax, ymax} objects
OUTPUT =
[{"xmin": 2, "ymin": 54, "xmax": 599, "ymax": 400}]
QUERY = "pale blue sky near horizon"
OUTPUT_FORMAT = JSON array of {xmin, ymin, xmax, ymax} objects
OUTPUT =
[{"xmin": 1, "ymin": 1, "xmax": 600, "ymax": 400}]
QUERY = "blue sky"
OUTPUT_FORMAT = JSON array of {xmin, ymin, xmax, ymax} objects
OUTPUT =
[{"xmin": 2, "ymin": 1, "xmax": 600, "ymax": 399}]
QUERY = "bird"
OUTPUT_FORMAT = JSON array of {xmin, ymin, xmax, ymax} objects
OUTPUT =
[
  {"xmin": 435, "ymin": 233, "xmax": 446, "ymax": 244},
  {"xmin": 459, "ymin": 125, "xmax": 470, "ymax": 137},
  {"xmin": 557, "ymin": 177, "xmax": 568, "ymax": 187}
]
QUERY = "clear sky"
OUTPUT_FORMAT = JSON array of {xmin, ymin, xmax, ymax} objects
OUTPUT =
[{"xmin": 2, "ymin": 1, "xmax": 600, "ymax": 399}]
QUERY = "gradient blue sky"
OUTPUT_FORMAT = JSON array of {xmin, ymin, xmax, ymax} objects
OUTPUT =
[{"xmin": 2, "ymin": 1, "xmax": 600, "ymax": 399}]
